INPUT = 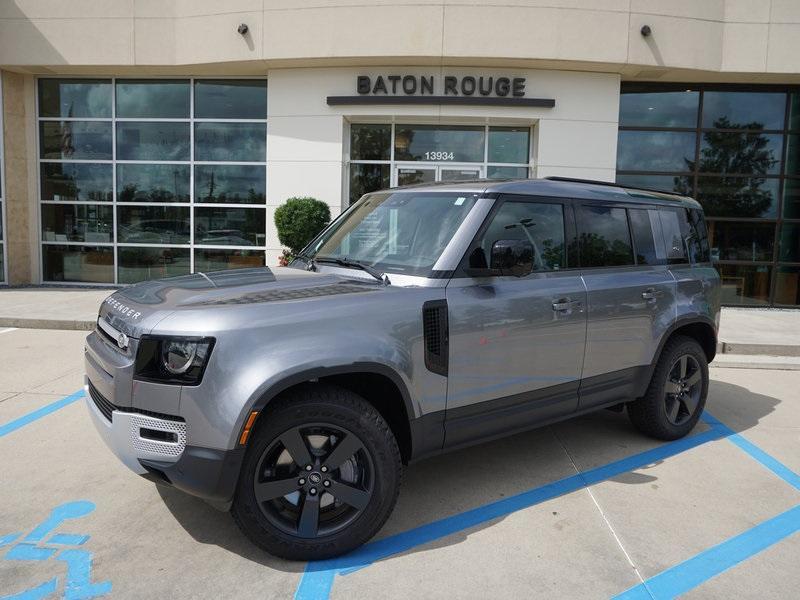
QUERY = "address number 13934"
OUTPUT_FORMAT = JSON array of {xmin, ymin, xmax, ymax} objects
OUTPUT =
[{"xmin": 423, "ymin": 151, "xmax": 455, "ymax": 161}]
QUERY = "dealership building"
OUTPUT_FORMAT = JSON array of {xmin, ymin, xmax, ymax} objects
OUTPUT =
[{"xmin": 0, "ymin": 1, "xmax": 799, "ymax": 306}]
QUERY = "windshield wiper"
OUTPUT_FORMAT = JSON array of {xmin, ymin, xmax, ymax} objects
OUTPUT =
[{"xmin": 313, "ymin": 257, "xmax": 389, "ymax": 285}]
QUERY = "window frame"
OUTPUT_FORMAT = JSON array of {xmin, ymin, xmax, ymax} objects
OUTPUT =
[
  {"xmin": 35, "ymin": 75, "xmax": 268, "ymax": 285},
  {"xmin": 453, "ymin": 193, "xmax": 578, "ymax": 278}
]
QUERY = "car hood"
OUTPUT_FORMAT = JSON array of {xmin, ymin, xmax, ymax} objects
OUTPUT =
[{"xmin": 98, "ymin": 267, "xmax": 382, "ymax": 337}]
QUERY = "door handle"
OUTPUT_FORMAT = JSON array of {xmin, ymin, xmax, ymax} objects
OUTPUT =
[
  {"xmin": 642, "ymin": 288, "xmax": 660, "ymax": 301},
  {"xmin": 552, "ymin": 298, "xmax": 580, "ymax": 312}
]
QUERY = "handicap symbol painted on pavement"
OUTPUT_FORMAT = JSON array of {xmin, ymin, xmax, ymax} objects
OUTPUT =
[{"xmin": 0, "ymin": 501, "xmax": 111, "ymax": 599}]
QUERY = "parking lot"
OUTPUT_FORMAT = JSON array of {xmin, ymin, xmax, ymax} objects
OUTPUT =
[{"xmin": 1, "ymin": 326, "xmax": 799, "ymax": 599}]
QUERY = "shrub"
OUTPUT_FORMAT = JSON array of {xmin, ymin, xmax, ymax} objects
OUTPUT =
[{"xmin": 274, "ymin": 197, "xmax": 331, "ymax": 258}]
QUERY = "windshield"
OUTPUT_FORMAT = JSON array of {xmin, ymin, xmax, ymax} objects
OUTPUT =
[{"xmin": 304, "ymin": 191, "xmax": 481, "ymax": 277}]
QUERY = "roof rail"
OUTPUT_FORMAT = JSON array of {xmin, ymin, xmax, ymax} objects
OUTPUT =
[{"xmin": 543, "ymin": 176, "xmax": 687, "ymax": 200}]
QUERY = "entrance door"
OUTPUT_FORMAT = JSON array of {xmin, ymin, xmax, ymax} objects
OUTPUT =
[{"xmin": 393, "ymin": 164, "xmax": 484, "ymax": 186}]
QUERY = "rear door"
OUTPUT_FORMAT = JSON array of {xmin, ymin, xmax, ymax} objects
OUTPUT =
[
  {"xmin": 444, "ymin": 195, "xmax": 587, "ymax": 448},
  {"xmin": 577, "ymin": 203, "xmax": 676, "ymax": 410}
]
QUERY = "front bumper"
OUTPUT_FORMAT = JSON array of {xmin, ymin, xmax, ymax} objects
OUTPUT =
[
  {"xmin": 84, "ymin": 377, "xmax": 244, "ymax": 509},
  {"xmin": 85, "ymin": 379, "xmax": 187, "ymax": 473}
]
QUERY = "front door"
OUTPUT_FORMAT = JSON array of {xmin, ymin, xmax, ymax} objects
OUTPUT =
[
  {"xmin": 443, "ymin": 195, "xmax": 587, "ymax": 449},
  {"xmin": 393, "ymin": 164, "xmax": 484, "ymax": 186}
]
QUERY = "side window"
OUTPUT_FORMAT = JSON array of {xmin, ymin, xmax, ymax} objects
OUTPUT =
[
  {"xmin": 577, "ymin": 205, "xmax": 634, "ymax": 267},
  {"xmin": 469, "ymin": 201, "xmax": 566, "ymax": 271},
  {"xmin": 686, "ymin": 208, "xmax": 711, "ymax": 263},
  {"xmin": 659, "ymin": 207, "xmax": 688, "ymax": 264},
  {"xmin": 629, "ymin": 208, "xmax": 666, "ymax": 265}
]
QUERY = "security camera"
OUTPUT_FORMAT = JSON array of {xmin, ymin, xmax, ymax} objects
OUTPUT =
[
  {"xmin": 237, "ymin": 23, "xmax": 249, "ymax": 35},
  {"xmin": 640, "ymin": 25, "xmax": 652, "ymax": 37}
]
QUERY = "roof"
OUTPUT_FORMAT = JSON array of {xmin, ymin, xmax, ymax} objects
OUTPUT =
[{"xmin": 383, "ymin": 177, "xmax": 701, "ymax": 209}]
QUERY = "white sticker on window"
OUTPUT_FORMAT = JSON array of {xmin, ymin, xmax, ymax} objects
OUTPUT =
[{"xmin": 454, "ymin": 197, "xmax": 466, "ymax": 206}]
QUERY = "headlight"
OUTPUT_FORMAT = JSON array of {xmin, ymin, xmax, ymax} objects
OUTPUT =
[
  {"xmin": 134, "ymin": 336, "xmax": 214, "ymax": 385},
  {"xmin": 163, "ymin": 340, "xmax": 198, "ymax": 374}
]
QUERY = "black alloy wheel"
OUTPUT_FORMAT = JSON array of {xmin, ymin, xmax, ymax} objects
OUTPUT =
[
  {"xmin": 254, "ymin": 423, "xmax": 374, "ymax": 539},
  {"xmin": 628, "ymin": 335, "xmax": 709, "ymax": 441},
  {"xmin": 232, "ymin": 384, "xmax": 402, "ymax": 560},
  {"xmin": 663, "ymin": 354, "xmax": 703, "ymax": 426}
]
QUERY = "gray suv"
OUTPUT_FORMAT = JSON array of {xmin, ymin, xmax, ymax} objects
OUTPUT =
[{"xmin": 84, "ymin": 177, "xmax": 720, "ymax": 560}]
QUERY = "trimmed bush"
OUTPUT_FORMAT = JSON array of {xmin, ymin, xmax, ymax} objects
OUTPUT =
[{"xmin": 274, "ymin": 197, "xmax": 331, "ymax": 257}]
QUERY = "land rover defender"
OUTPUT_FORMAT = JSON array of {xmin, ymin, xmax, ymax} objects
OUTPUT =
[{"xmin": 84, "ymin": 177, "xmax": 720, "ymax": 560}]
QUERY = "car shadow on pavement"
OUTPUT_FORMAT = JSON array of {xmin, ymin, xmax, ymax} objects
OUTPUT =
[
  {"xmin": 155, "ymin": 484, "xmax": 304, "ymax": 572},
  {"xmin": 156, "ymin": 378, "xmax": 781, "ymax": 569}
]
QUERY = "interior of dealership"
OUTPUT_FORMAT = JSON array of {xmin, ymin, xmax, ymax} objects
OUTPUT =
[{"xmin": 0, "ymin": 74, "xmax": 799, "ymax": 307}]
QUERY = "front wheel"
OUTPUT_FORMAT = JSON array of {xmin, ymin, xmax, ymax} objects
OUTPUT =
[
  {"xmin": 628, "ymin": 336, "xmax": 709, "ymax": 440},
  {"xmin": 231, "ymin": 385, "xmax": 402, "ymax": 560}
]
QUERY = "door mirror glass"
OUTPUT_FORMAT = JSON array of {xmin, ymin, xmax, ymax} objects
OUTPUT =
[{"xmin": 490, "ymin": 239, "xmax": 534, "ymax": 277}]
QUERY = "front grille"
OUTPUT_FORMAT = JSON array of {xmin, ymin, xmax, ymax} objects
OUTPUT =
[
  {"xmin": 88, "ymin": 381, "xmax": 114, "ymax": 422},
  {"xmin": 87, "ymin": 380, "xmax": 184, "ymax": 423}
]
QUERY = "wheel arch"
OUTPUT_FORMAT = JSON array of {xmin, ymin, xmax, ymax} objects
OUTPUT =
[
  {"xmin": 246, "ymin": 363, "xmax": 417, "ymax": 464},
  {"xmin": 636, "ymin": 316, "xmax": 717, "ymax": 398}
]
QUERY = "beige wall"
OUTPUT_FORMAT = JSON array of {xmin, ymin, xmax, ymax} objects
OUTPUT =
[
  {"xmin": 1, "ymin": 70, "xmax": 37, "ymax": 284},
  {"xmin": 0, "ymin": 1, "xmax": 799, "ymax": 81}
]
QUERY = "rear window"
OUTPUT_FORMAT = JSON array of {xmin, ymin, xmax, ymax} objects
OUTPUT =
[{"xmin": 576, "ymin": 205, "xmax": 635, "ymax": 267}]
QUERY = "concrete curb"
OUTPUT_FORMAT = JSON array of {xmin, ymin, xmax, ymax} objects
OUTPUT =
[
  {"xmin": 711, "ymin": 355, "xmax": 800, "ymax": 371},
  {"xmin": 718, "ymin": 341, "xmax": 800, "ymax": 357},
  {"xmin": 0, "ymin": 318, "xmax": 95, "ymax": 331}
]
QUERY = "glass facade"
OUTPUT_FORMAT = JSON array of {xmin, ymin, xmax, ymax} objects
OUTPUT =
[
  {"xmin": 618, "ymin": 84, "xmax": 800, "ymax": 306},
  {"xmin": 37, "ymin": 78, "xmax": 267, "ymax": 284},
  {"xmin": 348, "ymin": 124, "xmax": 531, "ymax": 205}
]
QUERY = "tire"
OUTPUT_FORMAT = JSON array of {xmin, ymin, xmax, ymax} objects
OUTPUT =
[
  {"xmin": 231, "ymin": 384, "xmax": 402, "ymax": 560},
  {"xmin": 628, "ymin": 335, "xmax": 709, "ymax": 441}
]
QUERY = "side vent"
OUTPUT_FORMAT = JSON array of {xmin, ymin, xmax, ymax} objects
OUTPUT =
[{"xmin": 423, "ymin": 300, "xmax": 449, "ymax": 376}]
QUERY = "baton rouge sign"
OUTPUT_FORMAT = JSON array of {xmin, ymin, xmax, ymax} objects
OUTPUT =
[{"xmin": 327, "ymin": 74, "xmax": 555, "ymax": 108}]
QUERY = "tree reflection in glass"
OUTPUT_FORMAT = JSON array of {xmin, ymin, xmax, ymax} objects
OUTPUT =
[{"xmin": 674, "ymin": 117, "xmax": 779, "ymax": 218}]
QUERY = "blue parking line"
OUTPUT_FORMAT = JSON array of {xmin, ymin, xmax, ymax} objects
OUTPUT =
[
  {"xmin": 0, "ymin": 390, "xmax": 84, "ymax": 439},
  {"xmin": 295, "ymin": 426, "xmax": 724, "ymax": 600},
  {"xmin": 613, "ymin": 504, "xmax": 800, "ymax": 600},
  {"xmin": 700, "ymin": 412, "xmax": 800, "ymax": 491}
]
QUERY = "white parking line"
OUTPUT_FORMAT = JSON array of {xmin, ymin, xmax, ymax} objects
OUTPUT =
[
  {"xmin": 554, "ymin": 431, "xmax": 648, "ymax": 587},
  {"xmin": 0, "ymin": 327, "xmax": 18, "ymax": 335}
]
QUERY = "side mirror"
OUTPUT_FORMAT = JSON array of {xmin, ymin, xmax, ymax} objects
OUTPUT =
[{"xmin": 490, "ymin": 239, "xmax": 534, "ymax": 277}]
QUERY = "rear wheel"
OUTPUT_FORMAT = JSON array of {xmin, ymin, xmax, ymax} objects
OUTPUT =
[
  {"xmin": 628, "ymin": 336, "xmax": 708, "ymax": 440},
  {"xmin": 232, "ymin": 385, "xmax": 402, "ymax": 560}
]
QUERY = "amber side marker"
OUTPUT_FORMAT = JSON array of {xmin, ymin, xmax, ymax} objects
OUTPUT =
[{"xmin": 239, "ymin": 411, "xmax": 259, "ymax": 445}]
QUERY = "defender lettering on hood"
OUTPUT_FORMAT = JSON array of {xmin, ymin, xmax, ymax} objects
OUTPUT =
[{"xmin": 104, "ymin": 297, "xmax": 142, "ymax": 320}]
